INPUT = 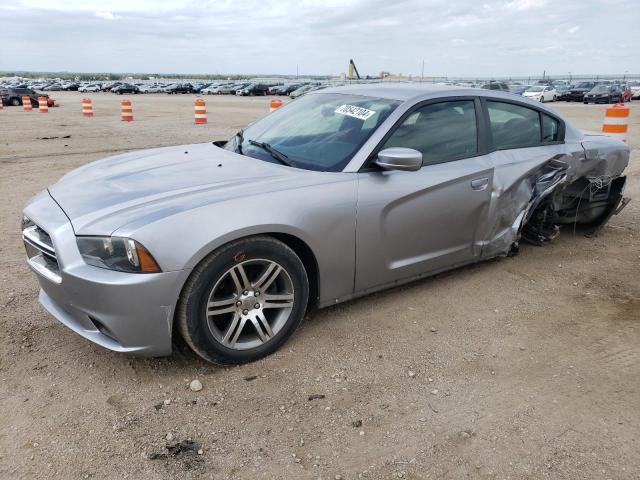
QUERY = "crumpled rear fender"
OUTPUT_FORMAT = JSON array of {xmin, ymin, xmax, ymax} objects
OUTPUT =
[{"xmin": 480, "ymin": 136, "xmax": 629, "ymax": 257}]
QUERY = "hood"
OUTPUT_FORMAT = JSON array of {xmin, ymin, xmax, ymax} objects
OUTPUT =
[
  {"xmin": 48, "ymin": 143, "xmax": 334, "ymax": 235},
  {"xmin": 522, "ymin": 91, "xmax": 542, "ymax": 97}
]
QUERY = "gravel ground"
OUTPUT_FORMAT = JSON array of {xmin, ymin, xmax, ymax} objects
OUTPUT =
[{"xmin": 0, "ymin": 92, "xmax": 638, "ymax": 479}]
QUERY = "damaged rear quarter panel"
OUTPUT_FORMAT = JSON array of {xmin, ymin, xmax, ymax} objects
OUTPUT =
[
  {"xmin": 479, "ymin": 142, "xmax": 579, "ymax": 257},
  {"xmin": 480, "ymin": 132, "xmax": 629, "ymax": 258}
]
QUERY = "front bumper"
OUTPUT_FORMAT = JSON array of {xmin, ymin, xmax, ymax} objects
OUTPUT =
[{"xmin": 23, "ymin": 190, "xmax": 189, "ymax": 356}]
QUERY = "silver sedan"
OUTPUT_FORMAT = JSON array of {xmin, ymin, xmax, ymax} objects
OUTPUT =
[{"xmin": 22, "ymin": 84, "xmax": 630, "ymax": 364}]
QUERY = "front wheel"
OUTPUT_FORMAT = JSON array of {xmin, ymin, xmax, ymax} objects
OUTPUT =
[{"xmin": 177, "ymin": 236, "xmax": 309, "ymax": 365}]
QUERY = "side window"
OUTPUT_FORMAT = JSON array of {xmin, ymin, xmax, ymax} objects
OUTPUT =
[
  {"xmin": 542, "ymin": 114, "xmax": 559, "ymax": 143},
  {"xmin": 382, "ymin": 100, "xmax": 478, "ymax": 166},
  {"xmin": 487, "ymin": 101, "xmax": 541, "ymax": 149}
]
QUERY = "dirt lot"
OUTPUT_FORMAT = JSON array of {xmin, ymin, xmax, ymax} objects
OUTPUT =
[{"xmin": 1, "ymin": 91, "xmax": 638, "ymax": 479}]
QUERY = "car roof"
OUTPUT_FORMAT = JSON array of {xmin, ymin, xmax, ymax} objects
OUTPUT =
[{"xmin": 315, "ymin": 82, "xmax": 519, "ymax": 103}]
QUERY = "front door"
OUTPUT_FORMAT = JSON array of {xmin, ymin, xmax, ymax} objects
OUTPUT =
[{"xmin": 354, "ymin": 98, "xmax": 493, "ymax": 292}]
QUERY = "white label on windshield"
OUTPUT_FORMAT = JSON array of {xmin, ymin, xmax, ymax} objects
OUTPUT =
[{"xmin": 334, "ymin": 104, "xmax": 376, "ymax": 121}]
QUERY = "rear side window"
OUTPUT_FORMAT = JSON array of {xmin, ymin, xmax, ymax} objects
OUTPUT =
[
  {"xmin": 542, "ymin": 114, "xmax": 559, "ymax": 143},
  {"xmin": 487, "ymin": 101, "xmax": 541, "ymax": 149},
  {"xmin": 382, "ymin": 100, "xmax": 478, "ymax": 166}
]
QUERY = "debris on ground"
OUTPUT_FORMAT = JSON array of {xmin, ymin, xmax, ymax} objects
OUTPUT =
[
  {"xmin": 38, "ymin": 135, "xmax": 71, "ymax": 140},
  {"xmin": 148, "ymin": 439, "xmax": 202, "ymax": 460},
  {"xmin": 189, "ymin": 379, "xmax": 203, "ymax": 392},
  {"xmin": 308, "ymin": 394, "xmax": 325, "ymax": 401}
]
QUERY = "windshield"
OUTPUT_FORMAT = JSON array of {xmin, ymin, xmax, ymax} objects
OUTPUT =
[
  {"xmin": 590, "ymin": 85, "xmax": 609, "ymax": 93},
  {"xmin": 527, "ymin": 86, "xmax": 544, "ymax": 92},
  {"xmin": 575, "ymin": 82, "xmax": 593, "ymax": 89},
  {"xmin": 225, "ymin": 93, "xmax": 400, "ymax": 172}
]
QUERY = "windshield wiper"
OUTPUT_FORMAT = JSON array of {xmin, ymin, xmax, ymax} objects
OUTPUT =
[{"xmin": 248, "ymin": 140, "xmax": 294, "ymax": 167}]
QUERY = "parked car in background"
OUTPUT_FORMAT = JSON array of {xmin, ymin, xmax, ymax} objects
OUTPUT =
[
  {"xmin": 138, "ymin": 84, "xmax": 163, "ymax": 93},
  {"xmin": 228, "ymin": 83, "xmax": 251, "ymax": 95},
  {"xmin": 583, "ymin": 84, "xmax": 624, "ymax": 104},
  {"xmin": 21, "ymin": 84, "xmax": 630, "ymax": 365},
  {"xmin": 522, "ymin": 85, "xmax": 557, "ymax": 102},
  {"xmin": 61, "ymin": 83, "xmax": 80, "ymax": 91},
  {"xmin": 102, "ymin": 82, "xmax": 121, "ymax": 92},
  {"xmin": 272, "ymin": 84, "xmax": 302, "ymax": 95},
  {"xmin": 268, "ymin": 84, "xmax": 284, "ymax": 94},
  {"xmin": 560, "ymin": 81, "xmax": 597, "ymax": 101},
  {"xmin": 201, "ymin": 84, "xmax": 224, "ymax": 94},
  {"xmin": 481, "ymin": 81, "xmax": 510, "ymax": 92},
  {"xmin": 111, "ymin": 84, "xmax": 140, "ymax": 95},
  {"xmin": 237, "ymin": 83, "xmax": 270, "ymax": 96},
  {"xmin": 631, "ymin": 84, "xmax": 640, "ymax": 100},
  {"xmin": 508, "ymin": 85, "xmax": 527, "ymax": 95},
  {"xmin": 78, "ymin": 84, "xmax": 101, "ymax": 93},
  {"xmin": 619, "ymin": 85, "xmax": 633, "ymax": 103},
  {"xmin": 554, "ymin": 84, "xmax": 569, "ymax": 97},
  {"xmin": 1, "ymin": 87, "xmax": 54, "ymax": 107},
  {"xmin": 165, "ymin": 83, "xmax": 194, "ymax": 94},
  {"xmin": 289, "ymin": 84, "xmax": 317, "ymax": 99},
  {"xmin": 214, "ymin": 83, "xmax": 239, "ymax": 95}
]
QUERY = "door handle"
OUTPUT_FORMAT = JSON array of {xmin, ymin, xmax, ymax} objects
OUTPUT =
[{"xmin": 470, "ymin": 177, "xmax": 489, "ymax": 191}]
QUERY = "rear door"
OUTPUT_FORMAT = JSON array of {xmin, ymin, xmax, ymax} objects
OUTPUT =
[{"xmin": 355, "ymin": 98, "xmax": 494, "ymax": 292}]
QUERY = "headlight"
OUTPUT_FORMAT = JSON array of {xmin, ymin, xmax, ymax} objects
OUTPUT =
[{"xmin": 76, "ymin": 236, "xmax": 161, "ymax": 273}]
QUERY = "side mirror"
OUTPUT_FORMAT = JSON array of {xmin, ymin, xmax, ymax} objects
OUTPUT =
[{"xmin": 375, "ymin": 148, "xmax": 422, "ymax": 172}]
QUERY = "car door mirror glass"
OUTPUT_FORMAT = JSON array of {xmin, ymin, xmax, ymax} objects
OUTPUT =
[{"xmin": 375, "ymin": 148, "xmax": 422, "ymax": 172}]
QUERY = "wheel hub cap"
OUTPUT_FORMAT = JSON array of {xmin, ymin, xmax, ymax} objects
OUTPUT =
[{"xmin": 239, "ymin": 293, "xmax": 259, "ymax": 312}]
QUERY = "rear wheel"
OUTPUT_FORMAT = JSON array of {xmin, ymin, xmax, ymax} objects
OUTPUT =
[{"xmin": 177, "ymin": 236, "xmax": 309, "ymax": 364}]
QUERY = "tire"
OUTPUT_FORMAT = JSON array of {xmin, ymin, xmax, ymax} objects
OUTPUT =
[
  {"xmin": 177, "ymin": 236, "xmax": 309, "ymax": 365},
  {"xmin": 553, "ymin": 95, "xmax": 557, "ymax": 101},
  {"xmin": 11, "ymin": 97, "xmax": 20, "ymax": 106},
  {"xmin": 539, "ymin": 96, "xmax": 544, "ymax": 103}
]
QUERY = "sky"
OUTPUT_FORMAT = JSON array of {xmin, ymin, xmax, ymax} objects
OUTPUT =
[{"xmin": 0, "ymin": 0, "xmax": 637, "ymax": 77}]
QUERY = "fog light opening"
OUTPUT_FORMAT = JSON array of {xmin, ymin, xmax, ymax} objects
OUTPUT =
[{"xmin": 88, "ymin": 316, "xmax": 120, "ymax": 344}]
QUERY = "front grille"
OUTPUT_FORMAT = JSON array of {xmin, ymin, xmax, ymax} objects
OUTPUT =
[{"xmin": 23, "ymin": 224, "xmax": 61, "ymax": 283}]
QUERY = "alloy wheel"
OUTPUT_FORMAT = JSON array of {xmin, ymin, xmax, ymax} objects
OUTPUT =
[{"xmin": 205, "ymin": 259, "xmax": 295, "ymax": 350}]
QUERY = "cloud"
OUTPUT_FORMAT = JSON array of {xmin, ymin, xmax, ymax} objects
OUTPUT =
[
  {"xmin": 505, "ymin": 0, "xmax": 548, "ymax": 11},
  {"xmin": 0, "ymin": 0, "xmax": 637, "ymax": 77},
  {"xmin": 94, "ymin": 11, "xmax": 121, "ymax": 20}
]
